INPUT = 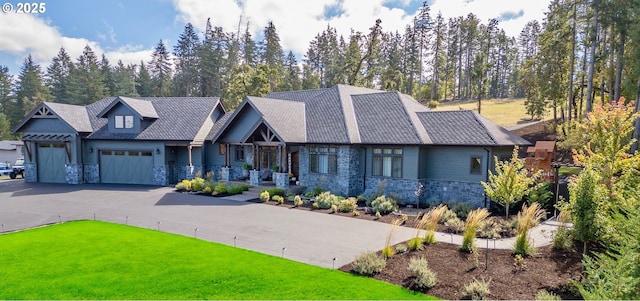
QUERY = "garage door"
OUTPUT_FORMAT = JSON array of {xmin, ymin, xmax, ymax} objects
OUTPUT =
[
  {"xmin": 37, "ymin": 143, "xmax": 67, "ymax": 183},
  {"xmin": 100, "ymin": 150, "xmax": 154, "ymax": 185}
]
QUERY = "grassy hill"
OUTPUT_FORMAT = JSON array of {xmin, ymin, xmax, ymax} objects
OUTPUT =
[{"xmin": 431, "ymin": 98, "xmax": 548, "ymax": 128}]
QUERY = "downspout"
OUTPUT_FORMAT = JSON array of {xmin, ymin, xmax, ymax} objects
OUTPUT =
[
  {"xmin": 362, "ymin": 147, "xmax": 367, "ymax": 191},
  {"xmin": 483, "ymin": 147, "xmax": 491, "ymax": 208}
]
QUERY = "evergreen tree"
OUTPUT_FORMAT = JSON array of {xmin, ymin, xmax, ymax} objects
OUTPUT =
[
  {"xmin": 224, "ymin": 63, "xmax": 270, "ymax": 109},
  {"xmin": 261, "ymin": 21, "xmax": 285, "ymax": 91},
  {"xmin": 281, "ymin": 51, "xmax": 301, "ymax": 91},
  {"xmin": 12, "ymin": 55, "xmax": 49, "ymax": 125},
  {"xmin": 149, "ymin": 40, "xmax": 172, "ymax": 96},
  {"xmin": 173, "ymin": 23, "xmax": 200, "ymax": 96},
  {"xmin": 71, "ymin": 45, "xmax": 108, "ymax": 105},
  {"xmin": 45, "ymin": 48, "xmax": 74, "ymax": 103},
  {"xmin": 0, "ymin": 113, "xmax": 12, "ymax": 140},
  {"xmin": 135, "ymin": 61, "xmax": 153, "ymax": 97},
  {"xmin": 0, "ymin": 66, "xmax": 12, "ymax": 116},
  {"xmin": 199, "ymin": 19, "xmax": 226, "ymax": 97},
  {"xmin": 112, "ymin": 60, "xmax": 138, "ymax": 96},
  {"xmin": 242, "ymin": 23, "xmax": 257, "ymax": 66},
  {"xmin": 100, "ymin": 54, "xmax": 115, "ymax": 96}
]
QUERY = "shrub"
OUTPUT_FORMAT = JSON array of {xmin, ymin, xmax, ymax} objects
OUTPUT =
[
  {"xmin": 461, "ymin": 208, "xmax": 490, "ymax": 252},
  {"xmin": 352, "ymin": 252, "xmax": 386, "ymax": 276},
  {"xmin": 427, "ymin": 100, "xmax": 439, "ymax": 109},
  {"xmin": 353, "ymin": 210, "xmax": 360, "ymax": 216},
  {"xmin": 259, "ymin": 190, "xmax": 270, "ymax": 202},
  {"xmin": 175, "ymin": 182, "xmax": 189, "ymax": 191},
  {"xmin": 478, "ymin": 218, "xmax": 501, "ymax": 239},
  {"xmin": 203, "ymin": 186, "xmax": 212, "ymax": 194},
  {"xmin": 381, "ymin": 246, "xmax": 395, "ymax": 259},
  {"xmin": 439, "ymin": 207, "xmax": 458, "ymax": 223},
  {"xmin": 418, "ymin": 205, "xmax": 448, "ymax": 244},
  {"xmin": 445, "ymin": 218, "xmax": 464, "ymax": 233},
  {"xmin": 513, "ymin": 254, "xmax": 527, "ymax": 271},
  {"xmin": 330, "ymin": 204, "xmax": 338, "ymax": 213},
  {"xmin": 464, "ymin": 278, "xmax": 491, "ymax": 300},
  {"xmin": 338, "ymin": 197, "xmax": 357, "ymax": 213},
  {"xmin": 272, "ymin": 195, "xmax": 284, "ymax": 204},
  {"xmin": 553, "ymin": 211, "xmax": 574, "ymax": 250},
  {"xmin": 213, "ymin": 182, "xmax": 228, "ymax": 195},
  {"xmin": 395, "ymin": 243, "xmax": 408, "ymax": 254},
  {"xmin": 190, "ymin": 177, "xmax": 206, "ymax": 192},
  {"xmin": 227, "ymin": 185, "xmax": 246, "ymax": 195},
  {"xmin": 177, "ymin": 179, "xmax": 192, "ymax": 191},
  {"xmin": 371, "ymin": 195, "xmax": 398, "ymax": 215},
  {"xmin": 451, "ymin": 202, "xmax": 473, "ymax": 219},
  {"xmin": 293, "ymin": 195, "xmax": 303, "ymax": 207},
  {"xmin": 375, "ymin": 211, "xmax": 381, "ymax": 219},
  {"xmin": 305, "ymin": 187, "xmax": 323, "ymax": 197},
  {"xmin": 535, "ymin": 290, "xmax": 561, "ymax": 301},
  {"xmin": 408, "ymin": 237, "xmax": 424, "ymax": 251},
  {"xmin": 408, "ymin": 257, "xmax": 437, "ymax": 289},
  {"xmin": 315, "ymin": 191, "xmax": 342, "ymax": 209},
  {"xmin": 312, "ymin": 202, "xmax": 319, "ymax": 209},
  {"xmin": 263, "ymin": 188, "xmax": 285, "ymax": 197}
]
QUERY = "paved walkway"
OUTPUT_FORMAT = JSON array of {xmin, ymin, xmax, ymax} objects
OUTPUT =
[{"xmin": 0, "ymin": 180, "xmax": 562, "ymax": 269}]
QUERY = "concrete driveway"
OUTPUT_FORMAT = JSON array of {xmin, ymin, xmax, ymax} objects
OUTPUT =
[{"xmin": 0, "ymin": 181, "xmax": 416, "ymax": 269}]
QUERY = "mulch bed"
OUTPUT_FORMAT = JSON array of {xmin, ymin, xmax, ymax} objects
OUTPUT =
[{"xmin": 340, "ymin": 243, "xmax": 583, "ymax": 300}]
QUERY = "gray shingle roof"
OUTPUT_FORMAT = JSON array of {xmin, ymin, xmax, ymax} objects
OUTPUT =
[
  {"xmin": 87, "ymin": 97, "xmax": 220, "ymax": 141},
  {"xmin": 206, "ymin": 113, "xmax": 232, "ymax": 141},
  {"xmin": 43, "ymin": 102, "xmax": 93, "ymax": 132},
  {"xmin": 249, "ymin": 96, "xmax": 306, "ymax": 143},
  {"xmin": 99, "ymin": 96, "xmax": 159, "ymax": 118},
  {"xmin": 352, "ymin": 92, "xmax": 422, "ymax": 144},
  {"xmin": 417, "ymin": 110, "xmax": 530, "ymax": 146}
]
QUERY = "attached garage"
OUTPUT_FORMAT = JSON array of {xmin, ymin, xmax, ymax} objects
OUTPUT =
[
  {"xmin": 37, "ymin": 143, "xmax": 67, "ymax": 183},
  {"xmin": 99, "ymin": 150, "xmax": 154, "ymax": 185}
]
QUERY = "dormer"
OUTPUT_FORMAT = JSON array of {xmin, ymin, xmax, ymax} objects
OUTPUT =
[{"xmin": 97, "ymin": 97, "xmax": 159, "ymax": 134}]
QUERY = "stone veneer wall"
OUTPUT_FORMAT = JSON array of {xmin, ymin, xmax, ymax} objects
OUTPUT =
[
  {"xmin": 249, "ymin": 170, "xmax": 262, "ymax": 186},
  {"xmin": 424, "ymin": 179, "xmax": 485, "ymax": 208},
  {"xmin": 206, "ymin": 165, "xmax": 223, "ymax": 182},
  {"xmin": 83, "ymin": 164, "xmax": 99, "ymax": 184},
  {"xmin": 175, "ymin": 165, "xmax": 204, "ymax": 181},
  {"xmin": 64, "ymin": 164, "xmax": 83, "ymax": 184},
  {"xmin": 153, "ymin": 165, "xmax": 167, "ymax": 186},
  {"xmin": 24, "ymin": 163, "xmax": 37, "ymax": 183},
  {"xmin": 299, "ymin": 145, "xmax": 362, "ymax": 196},
  {"xmin": 363, "ymin": 176, "xmax": 427, "ymax": 206},
  {"xmin": 273, "ymin": 172, "xmax": 289, "ymax": 189}
]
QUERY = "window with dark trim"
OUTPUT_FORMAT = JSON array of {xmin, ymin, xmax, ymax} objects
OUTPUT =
[
  {"xmin": 372, "ymin": 148, "xmax": 403, "ymax": 178},
  {"xmin": 235, "ymin": 146, "xmax": 244, "ymax": 162},
  {"xmin": 260, "ymin": 146, "xmax": 277, "ymax": 169},
  {"xmin": 309, "ymin": 146, "xmax": 337, "ymax": 174},
  {"xmin": 470, "ymin": 156, "xmax": 483, "ymax": 175},
  {"xmin": 115, "ymin": 115, "xmax": 134, "ymax": 129}
]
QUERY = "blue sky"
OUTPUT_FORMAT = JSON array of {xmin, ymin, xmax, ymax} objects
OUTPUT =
[{"xmin": 0, "ymin": 0, "xmax": 551, "ymax": 76}]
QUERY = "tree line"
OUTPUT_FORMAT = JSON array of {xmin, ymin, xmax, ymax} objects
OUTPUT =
[{"xmin": 1, "ymin": 1, "xmax": 639, "ymax": 140}]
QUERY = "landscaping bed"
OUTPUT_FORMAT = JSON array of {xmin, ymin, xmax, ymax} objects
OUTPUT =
[{"xmin": 339, "ymin": 243, "xmax": 582, "ymax": 300}]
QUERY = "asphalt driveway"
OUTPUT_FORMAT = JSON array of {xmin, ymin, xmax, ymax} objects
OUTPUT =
[{"xmin": 0, "ymin": 181, "xmax": 416, "ymax": 269}]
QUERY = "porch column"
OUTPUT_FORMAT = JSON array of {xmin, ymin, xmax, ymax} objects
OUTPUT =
[{"xmin": 188, "ymin": 145, "xmax": 193, "ymax": 166}]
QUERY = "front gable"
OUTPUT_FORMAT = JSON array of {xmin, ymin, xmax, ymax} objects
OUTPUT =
[
  {"xmin": 214, "ymin": 100, "xmax": 263, "ymax": 143},
  {"xmin": 13, "ymin": 103, "xmax": 78, "ymax": 134},
  {"xmin": 102, "ymin": 104, "xmax": 144, "ymax": 134}
]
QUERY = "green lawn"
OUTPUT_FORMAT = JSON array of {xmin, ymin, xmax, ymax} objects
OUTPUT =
[
  {"xmin": 0, "ymin": 221, "xmax": 435, "ymax": 300},
  {"xmin": 433, "ymin": 98, "xmax": 547, "ymax": 127}
]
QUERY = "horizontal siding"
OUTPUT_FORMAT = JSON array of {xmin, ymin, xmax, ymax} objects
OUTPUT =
[
  {"xmin": 21, "ymin": 119, "xmax": 75, "ymax": 133},
  {"xmin": 363, "ymin": 145, "xmax": 418, "ymax": 180},
  {"xmin": 423, "ymin": 146, "xmax": 489, "ymax": 182},
  {"xmin": 219, "ymin": 107, "xmax": 261, "ymax": 143}
]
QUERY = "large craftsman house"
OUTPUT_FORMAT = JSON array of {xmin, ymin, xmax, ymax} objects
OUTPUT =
[{"xmin": 13, "ymin": 85, "xmax": 529, "ymax": 206}]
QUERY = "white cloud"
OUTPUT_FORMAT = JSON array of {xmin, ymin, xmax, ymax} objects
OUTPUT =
[{"xmin": 0, "ymin": 13, "xmax": 154, "ymax": 71}]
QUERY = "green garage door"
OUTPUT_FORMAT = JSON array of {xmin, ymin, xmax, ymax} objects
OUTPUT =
[
  {"xmin": 37, "ymin": 143, "xmax": 67, "ymax": 183},
  {"xmin": 100, "ymin": 150, "xmax": 154, "ymax": 185}
]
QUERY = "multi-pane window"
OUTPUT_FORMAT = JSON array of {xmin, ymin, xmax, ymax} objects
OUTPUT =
[
  {"xmin": 372, "ymin": 148, "xmax": 402, "ymax": 178},
  {"xmin": 260, "ymin": 146, "xmax": 277, "ymax": 169},
  {"xmin": 470, "ymin": 156, "xmax": 483, "ymax": 175},
  {"xmin": 115, "ymin": 115, "xmax": 134, "ymax": 129},
  {"xmin": 309, "ymin": 146, "xmax": 337, "ymax": 174},
  {"xmin": 235, "ymin": 146, "xmax": 244, "ymax": 162}
]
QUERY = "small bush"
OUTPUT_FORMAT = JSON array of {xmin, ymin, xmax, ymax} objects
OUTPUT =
[
  {"xmin": 408, "ymin": 257, "xmax": 437, "ymax": 289},
  {"xmin": 312, "ymin": 202, "xmax": 319, "ymax": 209},
  {"xmin": 445, "ymin": 218, "xmax": 464, "ymax": 233},
  {"xmin": 203, "ymin": 186, "xmax": 212, "ymax": 194},
  {"xmin": 259, "ymin": 190, "xmax": 270, "ymax": 202},
  {"xmin": 293, "ymin": 195, "xmax": 303, "ymax": 207},
  {"xmin": 338, "ymin": 197, "xmax": 357, "ymax": 213},
  {"xmin": 353, "ymin": 210, "xmax": 360, "ymax": 217},
  {"xmin": 175, "ymin": 182, "xmax": 189, "ymax": 191},
  {"xmin": 535, "ymin": 290, "xmax": 561, "ymax": 301},
  {"xmin": 381, "ymin": 246, "xmax": 395, "ymax": 259},
  {"xmin": 371, "ymin": 195, "xmax": 398, "ymax": 215},
  {"xmin": 478, "ymin": 218, "xmax": 502, "ymax": 239},
  {"xmin": 263, "ymin": 188, "xmax": 285, "ymax": 197},
  {"xmin": 227, "ymin": 185, "xmax": 245, "ymax": 195},
  {"xmin": 272, "ymin": 195, "xmax": 284, "ymax": 204},
  {"xmin": 190, "ymin": 177, "xmax": 206, "ymax": 192},
  {"xmin": 315, "ymin": 191, "xmax": 343, "ymax": 209},
  {"xmin": 439, "ymin": 207, "xmax": 458, "ymax": 223},
  {"xmin": 451, "ymin": 202, "xmax": 472, "ymax": 219},
  {"xmin": 177, "ymin": 179, "xmax": 192, "ymax": 191},
  {"xmin": 552, "ymin": 227, "xmax": 574, "ymax": 250},
  {"xmin": 395, "ymin": 243, "xmax": 408, "ymax": 253},
  {"xmin": 427, "ymin": 100, "xmax": 439, "ymax": 109},
  {"xmin": 305, "ymin": 187, "xmax": 323, "ymax": 197},
  {"xmin": 352, "ymin": 252, "xmax": 386, "ymax": 276},
  {"xmin": 464, "ymin": 278, "xmax": 491, "ymax": 300},
  {"xmin": 513, "ymin": 254, "xmax": 527, "ymax": 271},
  {"xmin": 330, "ymin": 204, "xmax": 338, "ymax": 213},
  {"xmin": 408, "ymin": 237, "xmax": 424, "ymax": 251},
  {"xmin": 375, "ymin": 211, "xmax": 382, "ymax": 219},
  {"xmin": 213, "ymin": 182, "xmax": 229, "ymax": 194}
]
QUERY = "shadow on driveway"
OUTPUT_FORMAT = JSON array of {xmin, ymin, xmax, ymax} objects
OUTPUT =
[
  {"xmin": 0, "ymin": 181, "xmax": 162, "ymax": 196},
  {"xmin": 154, "ymin": 192, "xmax": 252, "ymax": 207}
]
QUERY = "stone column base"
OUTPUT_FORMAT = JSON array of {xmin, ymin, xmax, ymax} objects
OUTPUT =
[
  {"xmin": 249, "ymin": 170, "xmax": 262, "ymax": 186},
  {"xmin": 273, "ymin": 172, "xmax": 289, "ymax": 189}
]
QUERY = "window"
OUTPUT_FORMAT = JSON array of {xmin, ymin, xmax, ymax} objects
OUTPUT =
[
  {"xmin": 235, "ymin": 146, "xmax": 244, "ymax": 162},
  {"xmin": 372, "ymin": 148, "xmax": 402, "ymax": 178},
  {"xmin": 309, "ymin": 146, "xmax": 337, "ymax": 174},
  {"xmin": 114, "ymin": 115, "xmax": 134, "ymax": 129},
  {"xmin": 260, "ymin": 146, "xmax": 277, "ymax": 169},
  {"xmin": 470, "ymin": 156, "xmax": 483, "ymax": 175},
  {"xmin": 141, "ymin": 151, "xmax": 153, "ymax": 157}
]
